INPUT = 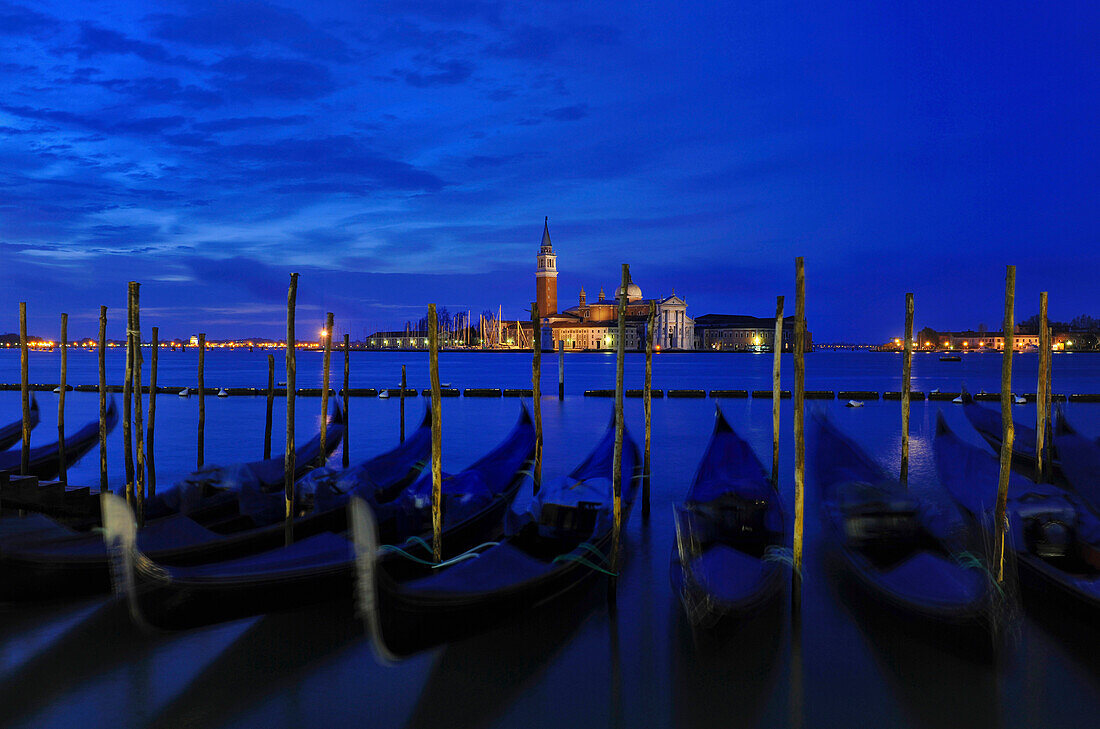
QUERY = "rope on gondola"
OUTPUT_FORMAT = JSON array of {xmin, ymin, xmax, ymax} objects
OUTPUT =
[
  {"xmin": 552, "ymin": 553, "xmax": 618, "ymax": 576},
  {"xmin": 379, "ymin": 540, "xmax": 500, "ymax": 568},
  {"xmin": 762, "ymin": 545, "xmax": 800, "ymax": 576}
]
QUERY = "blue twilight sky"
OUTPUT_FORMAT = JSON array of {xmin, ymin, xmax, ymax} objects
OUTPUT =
[{"xmin": 0, "ymin": 1, "xmax": 1097, "ymax": 342}]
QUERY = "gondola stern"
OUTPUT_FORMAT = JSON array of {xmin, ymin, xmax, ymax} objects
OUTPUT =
[{"xmin": 100, "ymin": 492, "xmax": 154, "ymax": 631}]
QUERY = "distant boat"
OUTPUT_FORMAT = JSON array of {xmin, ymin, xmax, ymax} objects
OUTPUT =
[
  {"xmin": 217, "ymin": 388, "xmax": 229, "ymax": 398},
  {"xmin": 378, "ymin": 390, "xmax": 390, "ymax": 399},
  {"xmin": 931, "ymin": 388, "xmax": 941, "ymax": 394},
  {"xmin": 846, "ymin": 400, "xmax": 864, "ymax": 408},
  {"xmin": 178, "ymin": 388, "xmax": 190, "ymax": 398},
  {"xmin": 277, "ymin": 381, "xmax": 287, "ymax": 387},
  {"xmin": 441, "ymin": 383, "xmax": 452, "ymax": 388},
  {"xmin": 952, "ymin": 395, "xmax": 964, "ymax": 404},
  {"xmin": 1014, "ymin": 395, "xmax": 1026, "ymax": 405}
]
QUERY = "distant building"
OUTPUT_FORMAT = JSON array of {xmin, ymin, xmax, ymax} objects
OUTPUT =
[
  {"xmin": 533, "ymin": 220, "xmax": 695, "ymax": 350},
  {"xmin": 693, "ymin": 314, "xmax": 812, "ymax": 352}
]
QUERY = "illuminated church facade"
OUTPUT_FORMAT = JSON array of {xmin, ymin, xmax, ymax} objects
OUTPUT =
[{"xmin": 534, "ymin": 219, "xmax": 695, "ymax": 351}]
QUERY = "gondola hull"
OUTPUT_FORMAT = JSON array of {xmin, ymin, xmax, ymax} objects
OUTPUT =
[{"xmin": 0, "ymin": 396, "xmax": 38, "ymax": 452}]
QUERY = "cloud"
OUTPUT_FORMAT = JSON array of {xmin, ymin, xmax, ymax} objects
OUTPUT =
[
  {"xmin": 544, "ymin": 104, "xmax": 588, "ymax": 121},
  {"xmin": 208, "ymin": 54, "xmax": 338, "ymax": 99},
  {"xmin": 64, "ymin": 23, "xmax": 199, "ymax": 67},
  {"xmin": 0, "ymin": 1, "xmax": 60, "ymax": 38},
  {"xmin": 92, "ymin": 77, "xmax": 224, "ymax": 109},
  {"xmin": 397, "ymin": 59, "xmax": 474, "ymax": 87},
  {"xmin": 148, "ymin": 1, "xmax": 351, "ymax": 62},
  {"xmin": 0, "ymin": 104, "xmax": 187, "ymax": 135},
  {"xmin": 192, "ymin": 115, "xmax": 308, "ymax": 132}
]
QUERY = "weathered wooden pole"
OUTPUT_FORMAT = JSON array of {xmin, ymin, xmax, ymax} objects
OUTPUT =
[
  {"xmin": 558, "ymin": 339, "xmax": 565, "ymax": 400},
  {"xmin": 123, "ymin": 286, "xmax": 135, "ymax": 505},
  {"xmin": 197, "ymin": 332, "xmax": 206, "ymax": 468},
  {"xmin": 131, "ymin": 282, "xmax": 145, "ymax": 524},
  {"xmin": 428, "ymin": 304, "xmax": 443, "ymax": 562},
  {"xmin": 264, "ymin": 354, "xmax": 274, "ymax": 459},
  {"xmin": 148, "ymin": 326, "xmax": 158, "ymax": 497},
  {"xmin": 319, "ymin": 312, "xmax": 334, "ymax": 467},
  {"xmin": 642, "ymin": 300, "xmax": 655, "ymax": 520},
  {"xmin": 793, "ymin": 257, "xmax": 806, "ymax": 603},
  {"xmin": 19, "ymin": 302, "xmax": 29, "ymax": 476},
  {"xmin": 343, "ymin": 333, "xmax": 351, "ymax": 469},
  {"xmin": 994, "ymin": 265, "xmax": 1016, "ymax": 583},
  {"xmin": 98, "ymin": 305, "xmax": 108, "ymax": 492},
  {"xmin": 900, "ymin": 292, "xmax": 914, "ymax": 486},
  {"xmin": 610, "ymin": 264, "xmax": 628, "ymax": 580},
  {"xmin": 772, "ymin": 295, "xmax": 784, "ymax": 484},
  {"xmin": 57, "ymin": 313, "xmax": 68, "ymax": 483},
  {"xmin": 1036, "ymin": 292, "xmax": 1049, "ymax": 481},
  {"xmin": 531, "ymin": 302, "xmax": 543, "ymax": 493},
  {"xmin": 400, "ymin": 364, "xmax": 406, "ymax": 443},
  {"xmin": 285, "ymin": 273, "xmax": 299, "ymax": 547}
]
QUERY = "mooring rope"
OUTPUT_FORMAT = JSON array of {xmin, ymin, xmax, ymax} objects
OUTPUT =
[{"xmin": 379, "ymin": 540, "xmax": 500, "ymax": 568}]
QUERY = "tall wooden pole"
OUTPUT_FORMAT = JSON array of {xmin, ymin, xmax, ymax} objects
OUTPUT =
[
  {"xmin": 772, "ymin": 296, "xmax": 784, "ymax": 484},
  {"xmin": 994, "ymin": 265, "xmax": 1016, "ymax": 583},
  {"xmin": 428, "ymin": 304, "xmax": 443, "ymax": 562},
  {"xmin": 19, "ymin": 302, "xmax": 29, "ymax": 476},
  {"xmin": 900, "ymin": 293, "xmax": 914, "ymax": 486},
  {"xmin": 123, "ymin": 286, "xmax": 135, "ymax": 506},
  {"xmin": 343, "ymin": 333, "xmax": 351, "ymax": 469},
  {"xmin": 610, "ymin": 264, "xmax": 628, "ymax": 579},
  {"xmin": 197, "ymin": 332, "xmax": 206, "ymax": 468},
  {"xmin": 132, "ymin": 283, "xmax": 145, "ymax": 524},
  {"xmin": 793, "ymin": 257, "xmax": 806, "ymax": 601},
  {"xmin": 531, "ymin": 302, "xmax": 543, "ymax": 493},
  {"xmin": 57, "ymin": 313, "xmax": 68, "ymax": 484},
  {"xmin": 264, "ymin": 354, "xmax": 274, "ymax": 459},
  {"xmin": 1036, "ymin": 292, "xmax": 1049, "ymax": 481},
  {"xmin": 643, "ymin": 300, "xmax": 655, "ymax": 520},
  {"xmin": 148, "ymin": 326, "xmax": 158, "ymax": 497},
  {"xmin": 319, "ymin": 312, "xmax": 334, "ymax": 467},
  {"xmin": 400, "ymin": 365, "xmax": 406, "ymax": 443},
  {"xmin": 98, "ymin": 306, "xmax": 108, "ymax": 492},
  {"xmin": 285, "ymin": 273, "xmax": 299, "ymax": 547},
  {"xmin": 552, "ymin": 338, "xmax": 561, "ymax": 404}
]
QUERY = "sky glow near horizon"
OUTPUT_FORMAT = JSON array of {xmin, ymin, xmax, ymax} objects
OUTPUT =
[{"xmin": 0, "ymin": 1, "xmax": 1097, "ymax": 342}]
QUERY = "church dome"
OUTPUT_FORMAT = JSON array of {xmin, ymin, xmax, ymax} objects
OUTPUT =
[{"xmin": 616, "ymin": 283, "xmax": 643, "ymax": 301}]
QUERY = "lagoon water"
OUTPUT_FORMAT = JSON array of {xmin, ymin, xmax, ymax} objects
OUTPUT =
[{"xmin": 0, "ymin": 350, "xmax": 1098, "ymax": 729}]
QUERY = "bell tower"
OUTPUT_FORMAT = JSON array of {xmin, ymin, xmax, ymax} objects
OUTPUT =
[{"xmin": 536, "ymin": 217, "xmax": 558, "ymax": 317}]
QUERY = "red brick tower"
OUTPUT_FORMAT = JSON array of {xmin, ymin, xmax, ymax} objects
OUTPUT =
[{"xmin": 536, "ymin": 217, "xmax": 558, "ymax": 317}]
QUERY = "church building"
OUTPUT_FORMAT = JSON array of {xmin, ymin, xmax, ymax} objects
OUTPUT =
[{"xmin": 533, "ymin": 219, "xmax": 694, "ymax": 351}]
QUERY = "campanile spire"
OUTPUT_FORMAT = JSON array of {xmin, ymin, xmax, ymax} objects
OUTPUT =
[{"xmin": 536, "ymin": 217, "xmax": 558, "ymax": 317}]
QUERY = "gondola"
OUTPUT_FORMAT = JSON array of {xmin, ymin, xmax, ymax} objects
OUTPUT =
[
  {"xmin": 934, "ymin": 414, "xmax": 1100, "ymax": 615},
  {"xmin": 812, "ymin": 411, "xmax": 994, "ymax": 628},
  {"xmin": 959, "ymin": 387, "xmax": 1064, "ymax": 484},
  {"xmin": 0, "ymin": 395, "xmax": 38, "ymax": 451},
  {"xmin": 356, "ymin": 413, "xmax": 641, "ymax": 658},
  {"xmin": 0, "ymin": 397, "xmax": 117, "ymax": 480},
  {"xmin": 0, "ymin": 403, "xmax": 351, "ymax": 601},
  {"xmin": 671, "ymin": 407, "xmax": 786, "ymax": 624},
  {"xmin": 1052, "ymin": 410, "xmax": 1100, "ymax": 515},
  {"xmin": 101, "ymin": 406, "xmax": 536, "ymax": 629}
]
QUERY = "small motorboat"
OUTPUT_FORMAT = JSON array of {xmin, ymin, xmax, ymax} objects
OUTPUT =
[
  {"xmin": 846, "ymin": 400, "xmax": 864, "ymax": 408},
  {"xmin": 217, "ymin": 388, "xmax": 229, "ymax": 398},
  {"xmin": 378, "ymin": 390, "xmax": 391, "ymax": 399},
  {"xmin": 178, "ymin": 388, "xmax": 191, "ymax": 398}
]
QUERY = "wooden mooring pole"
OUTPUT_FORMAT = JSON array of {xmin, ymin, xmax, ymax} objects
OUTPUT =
[
  {"xmin": 400, "ymin": 365, "xmax": 407, "ymax": 443},
  {"xmin": 1036, "ymin": 292, "xmax": 1049, "ymax": 481},
  {"xmin": 98, "ymin": 305, "xmax": 108, "ymax": 492},
  {"xmin": 264, "ymin": 354, "xmax": 274, "ymax": 459},
  {"xmin": 19, "ymin": 302, "xmax": 29, "ymax": 476},
  {"xmin": 123, "ymin": 286, "xmax": 135, "ymax": 506},
  {"xmin": 772, "ymin": 296, "xmax": 784, "ymax": 484},
  {"xmin": 148, "ymin": 326, "xmax": 158, "ymax": 497},
  {"xmin": 642, "ymin": 300, "xmax": 655, "ymax": 520},
  {"xmin": 610, "ymin": 264, "xmax": 628, "ymax": 588},
  {"xmin": 285, "ymin": 273, "xmax": 299, "ymax": 547},
  {"xmin": 793, "ymin": 257, "xmax": 806, "ymax": 605},
  {"xmin": 558, "ymin": 339, "xmax": 565, "ymax": 400},
  {"xmin": 994, "ymin": 265, "xmax": 1016, "ymax": 583},
  {"xmin": 429, "ymin": 304, "xmax": 443, "ymax": 562},
  {"xmin": 343, "ymin": 333, "xmax": 350, "ymax": 469},
  {"xmin": 319, "ymin": 312, "xmax": 334, "ymax": 467},
  {"xmin": 132, "ymin": 283, "xmax": 145, "ymax": 524},
  {"xmin": 58, "ymin": 313, "xmax": 68, "ymax": 484},
  {"xmin": 901, "ymin": 293, "xmax": 914, "ymax": 486},
  {"xmin": 531, "ymin": 302, "xmax": 543, "ymax": 493},
  {"xmin": 197, "ymin": 332, "xmax": 206, "ymax": 468}
]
